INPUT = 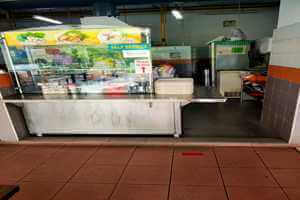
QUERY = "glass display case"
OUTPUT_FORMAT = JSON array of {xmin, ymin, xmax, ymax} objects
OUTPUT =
[{"xmin": 1, "ymin": 25, "xmax": 152, "ymax": 94}]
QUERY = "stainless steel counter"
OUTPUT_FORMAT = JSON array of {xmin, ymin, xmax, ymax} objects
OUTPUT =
[
  {"xmin": 2, "ymin": 87, "xmax": 226, "ymax": 103},
  {"xmin": 0, "ymin": 87, "xmax": 226, "ymax": 142}
]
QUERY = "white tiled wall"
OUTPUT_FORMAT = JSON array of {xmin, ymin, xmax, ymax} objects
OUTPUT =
[
  {"xmin": 273, "ymin": 22, "xmax": 300, "ymax": 41},
  {"xmin": 119, "ymin": 8, "xmax": 278, "ymax": 46},
  {"xmin": 290, "ymin": 91, "xmax": 300, "ymax": 144},
  {"xmin": 278, "ymin": 0, "xmax": 300, "ymax": 28},
  {"xmin": 270, "ymin": 22, "xmax": 300, "ymax": 68}
]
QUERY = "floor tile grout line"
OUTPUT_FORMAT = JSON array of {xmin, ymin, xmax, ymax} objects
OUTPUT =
[
  {"xmin": 253, "ymin": 148, "xmax": 292, "ymax": 200},
  {"xmin": 108, "ymin": 146, "xmax": 137, "ymax": 200},
  {"xmin": 49, "ymin": 145, "xmax": 101, "ymax": 200},
  {"xmin": 212, "ymin": 147, "xmax": 230, "ymax": 200},
  {"xmin": 166, "ymin": 147, "xmax": 175, "ymax": 200},
  {"xmin": 0, "ymin": 145, "xmax": 27, "ymax": 162},
  {"xmin": 17, "ymin": 145, "xmax": 64, "ymax": 183}
]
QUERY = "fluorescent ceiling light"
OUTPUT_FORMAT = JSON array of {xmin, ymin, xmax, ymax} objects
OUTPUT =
[
  {"xmin": 33, "ymin": 15, "xmax": 63, "ymax": 25},
  {"xmin": 0, "ymin": 0, "xmax": 17, "ymax": 2},
  {"xmin": 171, "ymin": 9, "xmax": 183, "ymax": 20}
]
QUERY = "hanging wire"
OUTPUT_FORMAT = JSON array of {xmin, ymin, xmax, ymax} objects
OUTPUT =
[{"xmin": 181, "ymin": 6, "xmax": 185, "ymax": 46}]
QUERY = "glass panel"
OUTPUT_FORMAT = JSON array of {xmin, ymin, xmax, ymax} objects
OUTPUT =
[{"xmin": 4, "ymin": 27, "xmax": 152, "ymax": 94}]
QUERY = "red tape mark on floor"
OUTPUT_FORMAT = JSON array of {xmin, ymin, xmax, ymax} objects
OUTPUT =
[{"xmin": 182, "ymin": 152, "xmax": 204, "ymax": 156}]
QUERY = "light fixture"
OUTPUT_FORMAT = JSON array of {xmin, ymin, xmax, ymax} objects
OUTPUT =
[
  {"xmin": 33, "ymin": 15, "xmax": 63, "ymax": 25},
  {"xmin": 171, "ymin": 9, "xmax": 183, "ymax": 20},
  {"xmin": 0, "ymin": 0, "xmax": 18, "ymax": 2}
]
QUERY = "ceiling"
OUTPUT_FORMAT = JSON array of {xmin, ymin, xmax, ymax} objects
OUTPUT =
[{"xmin": 0, "ymin": 0, "xmax": 280, "ymax": 10}]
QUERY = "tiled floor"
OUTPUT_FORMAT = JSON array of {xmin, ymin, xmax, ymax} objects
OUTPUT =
[{"xmin": 1, "ymin": 144, "xmax": 300, "ymax": 200}]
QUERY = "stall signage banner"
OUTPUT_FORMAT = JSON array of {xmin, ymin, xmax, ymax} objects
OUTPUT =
[
  {"xmin": 108, "ymin": 44, "xmax": 150, "ymax": 50},
  {"xmin": 216, "ymin": 46, "xmax": 248, "ymax": 56},
  {"xmin": 4, "ymin": 28, "xmax": 144, "ymax": 47},
  {"xmin": 134, "ymin": 59, "xmax": 151, "ymax": 74}
]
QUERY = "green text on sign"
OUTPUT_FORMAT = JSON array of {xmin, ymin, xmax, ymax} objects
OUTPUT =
[
  {"xmin": 108, "ymin": 44, "xmax": 150, "ymax": 50},
  {"xmin": 232, "ymin": 47, "xmax": 244, "ymax": 53}
]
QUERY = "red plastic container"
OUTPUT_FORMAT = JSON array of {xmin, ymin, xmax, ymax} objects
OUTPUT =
[{"xmin": 0, "ymin": 73, "xmax": 13, "ymax": 88}]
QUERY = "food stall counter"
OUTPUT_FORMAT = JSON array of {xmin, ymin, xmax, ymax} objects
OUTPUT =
[{"xmin": 0, "ymin": 24, "xmax": 225, "ymax": 142}]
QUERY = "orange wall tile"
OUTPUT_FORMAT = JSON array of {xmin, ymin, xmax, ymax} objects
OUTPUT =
[{"xmin": 269, "ymin": 65, "xmax": 300, "ymax": 84}]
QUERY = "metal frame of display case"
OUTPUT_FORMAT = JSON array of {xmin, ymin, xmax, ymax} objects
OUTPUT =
[{"xmin": 1, "ymin": 34, "xmax": 23, "ymax": 94}]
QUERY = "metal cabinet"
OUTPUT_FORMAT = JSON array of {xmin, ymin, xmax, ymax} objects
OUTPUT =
[{"xmin": 23, "ymin": 102, "xmax": 176, "ymax": 136}]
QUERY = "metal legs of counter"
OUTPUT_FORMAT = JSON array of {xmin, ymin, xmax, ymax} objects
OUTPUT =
[
  {"xmin": 0, "ymin": 101, "xmax": 186, "ymax": 142},
  {"xmin": 174, "ymin": 102, "xmax": 183, "ymax": 138}
]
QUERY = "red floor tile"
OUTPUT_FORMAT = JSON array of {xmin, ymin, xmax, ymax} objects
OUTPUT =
[
  {"xmin": 111, "ymin": 184, "xmax": 168, "ymax": 200},
  {"xmin": 121, "ymin": 165, "xmax": 171, "ymax": 185},
  {"xmin": 0, "ymin": 145, "xmax": 25, "ymax": 161},
  {"xmin": 3, "ymin": 145, "xmax": 60, "ymax": 165},
  {"xmin": 88, "ymin": 147, "xmax": 134, "ymax": 165},
  {"xmin": 254, "ymin": 147, "xmax": 296, "ymax": 153},
  {"xmin": 47, "ymin": 146, "xmax": 98, "ymax": 165},
  {"xmin": 15, "ymin": 146, "xmax": 61, "ymax": 162},
  {"xmin": 227, "ymin": 187, "xmax": 288, "ymax": 200},
  {"xmin": 23, "ymin": 162, "xmax": 81, "ymax": 182},
  {"xmin": 0, "ymin": 177, "xmax": 18, "ymax": 185},
  {"xmin": 221, "ymin": 168, "xmax": 278, "ymax": 187},
  {"xmin": 173, "ymin": 147, "xmax": 218, "ymax": 168},
  {"xmin": 52, "ymin": 183, "xmax": 115, "ymax": 200},
  {"xmin": 0, "ymin": 144, "xmax": 24, "ymax": 152},
  {"xmin": 56, "ymin": 146, "xmax": 98, "ymax": 155},
  {"xmin": 215, "ymin": 147, "xmax": 265, "ymax": 168},
  {"xmin": 271, "ymin": 169, "xmax": 300, "ymax": 187},
  {"xmin": 0, "ymin": 155, "xmax": 45, "ymax": 181},
  {"xmin": 2, "ymin": 145, "xmax": 299, "ymax": 200},
  {"xmin": 172, "ymin": 167, "xmax": 223, "ymax": 186},
  {"xmin": 11, "ymin": 181, "xmax": 64, "ymax": 200},
  {"xmin": 129, "ymin": 147, "xmax": 173, "ymax": 166},
  {"xmin": 71, "ymin": 165, "xmax": 124, "ymax": 184},
  {"xmin": 283, "ymin": 188, "xmax": 300, "ymax": 200},
  {"xmin": 0, "ymin": 165, "xmax": 32, "ymax": 182},
  {"xmin": 169, "ymin": 185, "xmax": 227, "ymax": 200},
  {"xmin": 256, "ymin": 150, "xmax": 300, "ymax": 169},
  {"xmin": 0, "ymin": 146, "xmax": 62, "ymax": 180}
]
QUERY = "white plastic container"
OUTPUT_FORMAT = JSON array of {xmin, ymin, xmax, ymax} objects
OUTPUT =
[
  {"xmin": 154, "ymin": 78, "xmax": 194, "ymax": 95},
  {"xmin": 217, "ymin": 71, "xmax": 248, "ymax": 98}
]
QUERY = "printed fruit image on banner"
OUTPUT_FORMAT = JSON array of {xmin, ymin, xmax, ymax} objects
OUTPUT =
[
  {"xmin": 57, "ymin": 30, "xmax": 88, "ymax": 43},
  {"xmin": 4, "ymin": 28, "xmax": 145, "ymax": 46}
]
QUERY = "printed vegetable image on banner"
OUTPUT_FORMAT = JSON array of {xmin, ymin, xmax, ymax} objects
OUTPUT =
[{"xmin": 4, "ymin": 28, "xmax": 145, "ymax": 47}]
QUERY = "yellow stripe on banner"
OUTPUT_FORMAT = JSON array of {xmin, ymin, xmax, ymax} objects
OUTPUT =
[{"xmin": 4, "ymin": 28, "xmax": 143, "ymax": 47}]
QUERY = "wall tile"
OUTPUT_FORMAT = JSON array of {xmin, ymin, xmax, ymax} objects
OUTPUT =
[{"xmin": 273, "ymin": 22, "xmax": 300, "ymax": 41}]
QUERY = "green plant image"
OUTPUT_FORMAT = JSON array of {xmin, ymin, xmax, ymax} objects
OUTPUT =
[
  {"xmin": 86, "ymin": 47, "xmax": 127, "ymax": 69},
  {"xmin": 16, "ymin": 32, "xmax": 46, "ymax": 42},
  {"xmin": 60, "ymin": 46, "xmax": 90, "ymax": 68}
]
